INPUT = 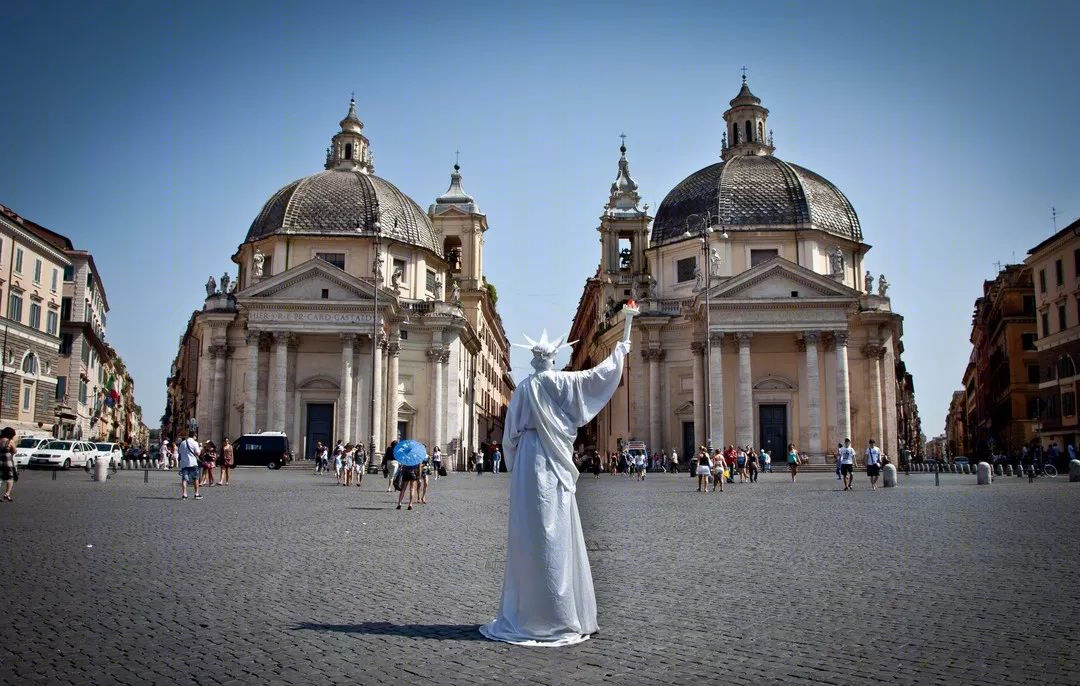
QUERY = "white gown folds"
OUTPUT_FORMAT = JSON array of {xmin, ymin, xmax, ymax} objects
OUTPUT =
[{"xmin": 480, "ymin": 339, "xmax": 630, "ymax": 646}]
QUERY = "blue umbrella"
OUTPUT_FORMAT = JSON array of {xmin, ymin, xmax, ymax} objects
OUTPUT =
[{"xmin": 393, "ymin": 439, "xmax": 428, "ymax": 467}]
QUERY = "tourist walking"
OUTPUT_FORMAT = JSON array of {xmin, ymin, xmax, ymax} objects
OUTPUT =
[
  {"xmin": 760, "ymin": 447, "xmax": 771, "ymax": 473},
  {"xmin": 746, "ymin": 446, "xmax": 759, "ymax": 483},
  {"xmin": 418, "ymin": 456, "xmax": 431, "ymax": 503},
  {"xmin": 385, "ymin": 440, "xmax": 399, "ymax": 492},
  {"xmin": 695, "ymin": 448, "xmax": 711, "ymax": 492},
  {"xmin": 492, "ymin": 445, "xmax": 502, "ymax": 474},
  {"xmin": 353, "ymin": 444, "xmax": 367, "ymax": 486},
  {"xmin": 1, "ymin": 427, "xmax": 17, "ymax": 502},
  {"xmin": 431, "ymin": 445, "xmax": 442, "ymax": 480},
  {"xmin": 199, "ymin": 441, "xmax": 217, "ymax": 486},
  {"xmin": 591, "ymin": 451, "xmax": 602, "ymax": 479},
  {"xmin": 737, "ymin": 446, "xmax": 748, "ymax": 482},
  {"xmin": 724, "ymin": 445, "xmax": 737, "ymax": 483},
  {"xmin": 635, "ymin": 451, "xmax": 647, "ymax": 481},
  {"xmin": 838, "ymin": 438, "xmax": 857, "ymax": 490},
  {"xmin": 177, "ymin": 433, "xmax": 202, "ymax": 499},
  {"xmin": 218, "ymin": 438, "xmax": 234, "ymax": 485},
  {"xmin": 473, "ymin": 450, "xmax": 484, "ymax": 475},
  {"xmin": 711, "ymin": 448, "xmax": 724, "ymax": 492},
  {"xmin": 313, "ymin": 441, "xmax": 325, "ymax": 473},
  {"xmin": 341, "ymin": 445, "xmax": 354, "ymax": 486},
  {"xmin": 835, "ymin": 442, "xmax": 843, "ymax": 480},
  {"xmin": 787, "ymin": 442, "xmax": 801, "ymax": 482},
  {"xmin": 864, "ymin": 438, "xmax": 882, "ymax": 489},
  {"xmin": 668, "ymin": 448, "xmax": 679, "ymax": 473},
  {"xmin": 396, "ymin": 458, "xmax": 419, "ymax": 510}
]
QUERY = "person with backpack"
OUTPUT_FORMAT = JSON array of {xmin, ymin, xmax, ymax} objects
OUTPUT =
[{"xmin": 177, "ymin": 433, "xmax": 202, "ymax": 500}]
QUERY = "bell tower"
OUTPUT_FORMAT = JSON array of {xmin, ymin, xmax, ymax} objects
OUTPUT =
[
  {"xmin": 325, "ymin": 96, "xmax": 374, "ymax": 173},
  {"xmin": 598, "ymin": 138, "xmax": 652, "ymax": 300},
  {"xmin": 721, "ymin": 74, "xmax": 775, "ymax": 161}
]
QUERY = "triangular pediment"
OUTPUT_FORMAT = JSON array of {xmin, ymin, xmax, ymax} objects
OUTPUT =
[
  {"xmin": 237, "ymin": 258, "xmax": 394, "ymax": 302},
  {"xmin": 708, "ymin": 257, "xmax": 860, "ymax": 300}
]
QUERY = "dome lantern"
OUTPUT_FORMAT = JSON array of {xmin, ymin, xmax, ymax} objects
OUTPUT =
[
  {"xmin": 605, "ymin": 135, "xmax": 643, "ymax": 218},
  {"xmin": 325, "ymin": 95, "xmax": 374, "ymax": 173},
  {"xmin": 721, "ymin": 74, "xmax": 775, "ymax": 161}
]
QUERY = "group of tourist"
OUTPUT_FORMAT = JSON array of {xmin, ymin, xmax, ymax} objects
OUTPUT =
[
  {"xmin": 834, "ymin": 437, "xmax": 886, "ymax": 490},
  {"xmin": 159, "ymin": 434, "xmax": 237, "ymax": 499},
  {"xmin": 311, "ymin": 440, "xmax": 368, "ymax": 486}
]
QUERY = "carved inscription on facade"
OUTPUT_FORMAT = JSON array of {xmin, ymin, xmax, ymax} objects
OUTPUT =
[{"xmin": 249, "ymin": 309, "xmax": 375, "ymax": 325}]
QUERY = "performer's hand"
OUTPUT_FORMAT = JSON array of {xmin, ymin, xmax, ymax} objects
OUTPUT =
[{"xmin": 622, "ymin": 299, "xmax": 638, "ymax": 342}]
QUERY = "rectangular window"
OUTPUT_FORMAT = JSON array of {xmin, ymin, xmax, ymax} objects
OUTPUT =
[
  {"xmin": 1027, "ymin": 397, "xmax": 1040, "ymax": 419},
  {"xmin": 79, "ymin": 379, "xmax": 88, "ymax": 404},
  {"xmin": 14, "ymin": 248, "xmax": 23, "ymax": 273},
  {"xmin": 7, "ymin": 293, "xmax": 22, "ymax": 323},
  {"xmin": 60, "ymin": 297, "xmax": 72, "ymax": 321},
  {"xmin": 262, "ymin": 255, "xmax": 272, "ymax": 276},
  {"xmin": 1023, "ymin": 295, "xmax": 1036, "ymax": 315},
  {"xmin": 1063, "ymin": 391, "xmax": 1076, "ymax": 417},
  {"xmin": 59, "ymin": 333, "xmax": 72, "ymax": 355},
  {"xmin": 55, "ymin": 376, "xmax": 66, "ymax": 400},
  {"xmin": 33, "ymin": 259, "xmax": 41, "ymax": 283},
  {"xmin": 315, "ymin": 252, "xmax": 346, "ymax": 270},
  {"xmin": 46, "ymin": 311, "xmax": 58, "ymax": 335},
  {"xmin": 1040, "ymin": 269, "xmax": 1047, "ymax": 293},
  {"xmin": 426, "ymin": 268, "xmax": 437, "ymax": 293},
  {"xmin": 1028, "ymin": 365, "xmax": 1040, "ymax": 384},
  {"xmin": 750, "ymin": 249, "xmax": 779, "ymax": 267},
  {"xmin": 22, "ymin": 385, "xmax": 31, "ymax": 410},
  {"xmin": 1042, "ymin": 313, "xmax": 1050, "ymax": 338},
  {"xmin": 1021, "ymin": 333, "xmax": 1036, "ymax": 350},
  {"xmin": 28, "ymin": 303, "xmax": 41, "ymax": 329},
  {"xmin": 51, "ymin": 268, "xmax": 58, "ymax": 290},
  {"xmin": 676, "ymin": 256, "xmax": 696, "ymax": 283},
  {"xmin": 86, "ymin": 272, "xmax": 94, "ymax": 290},
  {"xmin": 81, "ymin": 342, "xmax": 90, "ymax": 366},
  {"xmin": 63, "ymin": 265, "xmax": 74, "ymax": 281},
  {"xmin": 1059, "ymin": 304, "xmax": 1067, "ymax": 331},
  {"xmin": 1056, "ymin": 259, "xmax": 1064, "ymax": 286}
]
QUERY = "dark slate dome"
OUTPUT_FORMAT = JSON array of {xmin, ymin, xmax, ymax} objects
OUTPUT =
[
  {"xmin": 650, "ymin": 154, "xmax": 861, "ymax": 244},
  {"xmin": 245, "ymin": 170, "xmax": 442, "ymax": 257}
]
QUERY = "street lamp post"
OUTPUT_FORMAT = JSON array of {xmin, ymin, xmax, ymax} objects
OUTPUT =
[
  {"xmin": 369, "ymin": 215, "xmax": 383, "ymax": 468},
  {"xmin": 685, "ymin": 211, "xmax": 728, "ymax": 455}
]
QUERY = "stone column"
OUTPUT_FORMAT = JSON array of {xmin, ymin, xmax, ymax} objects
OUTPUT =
[
  {"xmin": 385, "ymin": 333, "xmax": 401, "ymax": 443},
  {"xmin": 691, "ymin": 342, "xmax": 705, "ymax": 451},
  {"xmin": 735, "ymin": 332, "xmax": 753, "ymax": 448},
  {"xmin": 865, "ymin": 343, "xmax": 886, "ymax": 447},
  {"xmin": 209, "ymin": 343, "xmax": 229, "ymax": 447},
  {"xmin": 268, "ymin": 333, "xmax": 288, "ymax": 433},
  {"xmin": 709, "ymin": 332, "xmax": 724, "ymax": 450},
  {"xmin": 429, "ymin": 345, "xmax": 446, "ymax": 451},
  {"xmin": 804, "ymin": 331, "xmax": 821, "ymax": 453},
  {"xmin": 244, "ymin": 332, "xmax": 260, "ymax": 435},
  {"xmin": 196, "ymin": 349, "xmax": 212, "ymax": 440},
  {"xmin": 834, "ymin": 331, "xmax": 851, "ymax": 443},
  {"xmin": 338, "ymin": 334, "xmax": 354, "ymax": 442},
  {"xmin": 371, "ymin": 335, "xmax": 384, "ymax": 453},
  {"xmin": 644, "ymin": 348, "xmax": 664, "ymax": 454}
]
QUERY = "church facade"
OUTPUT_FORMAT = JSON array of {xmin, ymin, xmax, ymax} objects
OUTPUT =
[
  {"xmin": 567, "ymin": 79, "xmax": 921, "ymax": 462},
  {"xmin": 163, "ymin": 100, "xmax": 513, "ymax": 468}
]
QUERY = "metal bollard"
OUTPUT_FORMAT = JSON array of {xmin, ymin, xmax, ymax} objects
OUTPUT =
[
  {"xmin": 144, "ymin": 469, "xmax": 149, "ymax": 483},
  {"xmin": 935, "ymin": 464, "xmax": 940, "ymax": 487},
  {"xmin": 52, "ymin": 469, "xmax": 57, "ymax": 481}
]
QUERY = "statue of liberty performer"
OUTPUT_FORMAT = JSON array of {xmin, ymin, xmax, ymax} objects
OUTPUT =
[{"xmin": 480, "ymin": 300, "xmax": 639, "ymax": 646}]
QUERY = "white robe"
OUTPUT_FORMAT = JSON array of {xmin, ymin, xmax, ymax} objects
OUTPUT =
[{"xmin": 480, "ymin": 340, "xmax": 629, "ymax": 646}]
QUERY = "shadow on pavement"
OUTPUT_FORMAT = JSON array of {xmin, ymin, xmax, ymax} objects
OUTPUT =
[
  {"xmin": 348, "ymin": 507, "xmax": 388, "ymax": 511},
  {"xmin": 292, "ymin": 621, "xmax": 487, "ymax": 640}
]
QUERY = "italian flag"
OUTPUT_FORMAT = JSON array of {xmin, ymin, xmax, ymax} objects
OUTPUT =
[{"xmin": 104, "ymin": 374, "xmax": 121, "ymax": 408}]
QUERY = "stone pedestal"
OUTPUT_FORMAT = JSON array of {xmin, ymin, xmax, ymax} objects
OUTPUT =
[
  {"xmin": 882, "ymin": 463, "xmax": 897, "ymax": 487},
  {"xmin": 1069, "ymin": 459, "xmax": 1080, "ymax": 482},
  {"xmin": 977, "ymin": 461, "xmax": 992, "ymax": 485}
]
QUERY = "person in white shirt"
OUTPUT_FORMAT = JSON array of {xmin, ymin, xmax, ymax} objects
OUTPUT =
[
  {"xmin": 864, "ymin": 439, "xmax": 883, "ymax": 490},
  {"xmin": 177, "ymin": 434, "xmax": 202, "ymax": 500},
  {"xmin": 838, "ymin": 438, "xmax": 857, "ymax": 491}
]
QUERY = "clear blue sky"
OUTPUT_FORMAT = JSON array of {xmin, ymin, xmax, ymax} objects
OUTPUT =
[{"xmin": 3, "ymin": 1, "xmax": 1077, "ymax": 437}]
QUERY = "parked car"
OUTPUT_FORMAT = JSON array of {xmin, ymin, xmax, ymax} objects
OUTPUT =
[
  {"xmin": 93, "ymin": 442, "xmax": 125, "ymax": 468},
  {"xmin": 13, "ymin": 436, "xmax": 50, "ymax": 468},
  {"xmin": 953, "ymin": 457, "xmax": 970, "ymax": 467},
  {"xmin": 29, "ymin": 440, "xmax": 96, "ymax": 469},
  {"xmin": 233, "ymin": 432, "xmax": 292, "ymax": 469}
]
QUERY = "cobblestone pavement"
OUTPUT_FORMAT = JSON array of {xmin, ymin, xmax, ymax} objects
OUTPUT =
[{"xmin": 0, "ymin": 466, "xmax": 1077, "ymax": 685}]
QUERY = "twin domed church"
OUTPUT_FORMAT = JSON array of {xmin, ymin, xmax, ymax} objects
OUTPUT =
[
  {"xmin": 164, "ymin": 77, "xmax": 921, "ymax": 468},
  {"xmin": 568, "ymin": 77, "xmax": 921, "ymax": 461},
  {"xmin": 164, "ymin": 98, "xmax": 513, "ymax": 469}
]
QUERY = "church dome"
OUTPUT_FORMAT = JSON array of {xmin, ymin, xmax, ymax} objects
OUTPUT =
[
  {"xmin": 651, "ymin": 78, "xmax": 861, "ymax": 245},
  {"xmin": 244, "ymin": 99, "xmax": 442, "ymax": 257},
  {"xmin": 650, "ymin": 155, "xmax": 862, "ymax": 244},
  {"xmin": 245, "ymin": 170, "xmax": 442, "ymax": 256}
]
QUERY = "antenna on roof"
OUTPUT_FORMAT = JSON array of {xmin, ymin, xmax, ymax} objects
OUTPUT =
[{"xmin": 1052, "ymin": 206, "xmax": 1058, "ymax": 232}]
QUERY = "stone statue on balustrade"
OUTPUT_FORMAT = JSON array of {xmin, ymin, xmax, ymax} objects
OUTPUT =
[
  {"xmin": 877, "ymin": 274, "xmax": 889, "ymax": 297},
  {"xmin": 252, "ymin": 249, "xmax": 265, "ymax": 278},
  {"xmin": 205, "ymin": 275, "xmax": 217, "ymax": 297},
  {"xmin": 449, "ymin": 278, "xmax": 461, "ymax": 304},
  {"xmin": 864, "ymin": 271, "xmax": 873, "ymax": 294},
  {"xmin": 391, "ymin": 267, "xmax": 404, "ymax": 294},
  {"xmin": 220, "ymin": 272, "xmax": 231, "ymax": 295}
]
